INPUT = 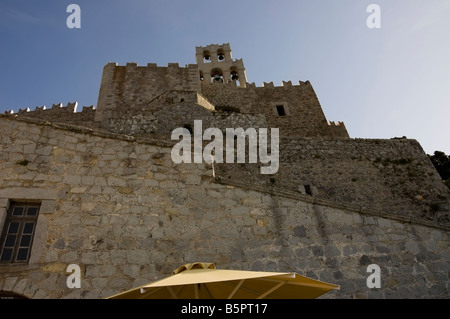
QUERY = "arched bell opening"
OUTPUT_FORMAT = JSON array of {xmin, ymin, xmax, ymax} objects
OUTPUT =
[
  {"xmin": 199, "ymin": 71, "xmax": 204, "ymax": 81},
  {"xmin": 230, "ymin": 67, "xmax": 240, "ymax": 86},
  {"xmin": 203, "ymin": 50, "xmax": 211, "ymax": 63},
  {"xmin": 217, "ymin": 49, "xmax": 225, "ymax": 62},
  {"xmin": 211, "ymin": 68, "xmax": 224, "ymax": 83}
]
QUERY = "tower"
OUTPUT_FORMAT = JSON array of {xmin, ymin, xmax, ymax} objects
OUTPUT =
[{"xmin": 195, "ymin": 43, "xmax": 247, "ymax": 87}]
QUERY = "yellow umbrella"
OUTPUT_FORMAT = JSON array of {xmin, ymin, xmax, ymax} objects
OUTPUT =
[{"xmin": 107, "ymin": 262, "xmax": 339, "ymax": 299}]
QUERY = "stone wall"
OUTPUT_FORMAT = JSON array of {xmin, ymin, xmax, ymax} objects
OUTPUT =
[
  {"xmin": 0, "ymin": 115, "xmax": 448, "ymax": 299},
  {"xmin": 92, "ymin": 61, "xmax": 348, "ymax": 139},
  {"xmin": 95, "ymin": 62, "xmax": 200, "ymax": 126},
  {"xmin": 216, "ymin": 137, "xmax": 450, "ymax": 229},
  {"xmin": 200, "ymin": 81, "xmax": 349, "ymax": 138}
]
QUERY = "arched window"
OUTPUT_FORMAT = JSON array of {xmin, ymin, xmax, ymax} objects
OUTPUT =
[
  {"xmin": 211, "ymin": 69, "xmax": 224, "ymax": 83},
  {"xmin": 203, "ymin": 50, "xmax": 211, "ymax": 63},
  {"xmin": 230, "ymin": 67, "xmax": 240, "ymax": 86},
  {"xmin": 217, "ymin": 49, "xmax": 225, "ymax": 62}
]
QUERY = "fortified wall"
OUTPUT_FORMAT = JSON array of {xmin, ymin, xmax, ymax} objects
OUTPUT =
[{"xmin": 0, "ymin": 43, "xmax": 448, "ymax": 299}]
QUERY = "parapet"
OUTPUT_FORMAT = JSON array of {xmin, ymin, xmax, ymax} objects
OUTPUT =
[
  {"xmin": 327, "ymin": 121, "xmax": 345, "ymax": 127},
  {"xmin": 4, "ymin": 102, "xmax": 97, "ymax": 127},
  {"xmin": 204, "ymin": 80, "xmax": 311, "ymax": 89},
  {"xmin": 326, "ymin": 121, "xmax": 349, "ymax": 138},
  {"xmin": 104, "ymin": 61, "xmax": 199, "ymax": 70},
  {"xmin": 195, "ymin": 43, "xmax": 231, "ymax": 55},
  {"xmin": 5, "ymin": 102, "xmax": 78, "ymax": 115}
]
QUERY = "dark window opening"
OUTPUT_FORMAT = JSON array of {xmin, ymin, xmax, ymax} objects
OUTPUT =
[
  {"xmin": 304, "ymin": 184, "xmax": 312, "ymax": 196},
  {"xmin": 230, "ymin": 71, "xmax": 240, "ymax": 86},
  {"xmin": 0, "ymin": 202, "xmax": 40, "ymax": 264},
  {"xmin": 203, "ymin": 52, "xmax": 211, "ymax": 63},
  {"xmin": 276, "ymin": 105, "xmax": 286, "ymax": 117},
  {"xmin": 217, "ymin": 49, "xmax": 225, "ymax": 61}
]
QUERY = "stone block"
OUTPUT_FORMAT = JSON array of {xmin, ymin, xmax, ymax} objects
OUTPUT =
[
  {"xmin": 63, "ymin": 175, "xmax": 82, "ymax": 185},
  {"xmin": 127, "ymin": 250, "xmax": 151, "ymax": 265},
  {"xmin": 185, "ymin": 174, "xmax": 202, "ymax": 185},
  {"xmin": 107, "ymin": 176, "xmax": 127, "ymax": 187},
  {"xmin": 35, "ymin": 145, "xmax": 53, "ymax": 156}
]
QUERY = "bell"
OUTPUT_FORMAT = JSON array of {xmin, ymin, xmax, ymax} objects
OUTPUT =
[
  {"xmin": 213, "ymin": 74, "xmax": 223, "ymax": 83},
  {"xmin": 218, "ymin": 54, "xmax": 225, "ymax": 61},
  {"xmin": 204, "ymin": 55, "xmax": 210, "ymax": 61},
  {"xmin": 231, "ymin": 73, "xmax": 239, "ymax": 81}
]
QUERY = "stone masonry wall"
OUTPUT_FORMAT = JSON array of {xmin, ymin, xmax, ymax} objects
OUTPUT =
[
  {"xmin": 0, "ymin": 115, "xmax": 448, "ymax": 299},
  {"xmin": 216, "ymin": 137, "xmax": 450, "ymax": 229},
  {"xmin": 93, "ymin": 61, "xmax": 348, "ymax": 139},
  {"xmin": 95, "ymin": 63, "xmax": 200, "ymax": 126},
  {"xmin": 200, "ymin": 81, "xmax": 349, "ymax": 138}
]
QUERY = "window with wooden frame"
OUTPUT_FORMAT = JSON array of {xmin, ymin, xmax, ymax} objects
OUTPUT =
[{"xmin": 0, "ymin": 202, "xmax": 40, "ymax": 263}]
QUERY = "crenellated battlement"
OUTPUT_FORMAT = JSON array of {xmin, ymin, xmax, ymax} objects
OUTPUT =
[
  {"xmin": 327, "ymin": 120, "xmax": 345, "ymax": 127},
  {"xmin": 5, "ymin": 102, "xmax": 96, "ymax": 115},
  {"xmin": 4, "ymin": 102, "xmax": 97, "ymax": 128},
  {"xmin": 245, "ymin": 80, "xmax": 310, "ymax": 88},
  {"xmin": 104, "ymin": 61, "xmax": 199, "ymax": 70},
  {"xmin": 326, "ymin": 121, "xmax": 348, "ymax": 138},
  {"xmin": 199, "ymin": 79, "xmax": 311, "ymax": 90}
]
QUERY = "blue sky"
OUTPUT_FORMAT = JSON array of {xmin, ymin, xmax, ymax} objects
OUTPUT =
[{"xmin": 1, "ymin": 0, "xmax": 449, "ymax": 154}]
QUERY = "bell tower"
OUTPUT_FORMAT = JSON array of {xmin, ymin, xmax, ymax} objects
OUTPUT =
[{"xmin": 195, "ymin": 43, "xmax": 247, "ymax": 87}]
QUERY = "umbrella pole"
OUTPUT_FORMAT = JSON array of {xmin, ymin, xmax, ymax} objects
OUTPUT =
[
  {"xmin": 166, "ymin": 286, "xmax": 178, "ymax": 299},
  {"xmin": 203, "ymin": 283, "xmax": 214, "ymax": 298},
  {"xmin": 227, "ymin": 279, "xmax": 245, "ymax": 299},
  {"xmin": 257, "ymin": 281, "xmax": 286, "ymax": 299}
]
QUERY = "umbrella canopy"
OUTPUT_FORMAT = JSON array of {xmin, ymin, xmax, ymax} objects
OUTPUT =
[{"xmin": 107, "ymin": 262, "xmax": 339, "ymax": 299}]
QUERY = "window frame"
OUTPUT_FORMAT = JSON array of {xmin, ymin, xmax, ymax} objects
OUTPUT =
[{"xmin": 0, "ymin": 201, "xmax": 40, "ymax": 264}]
